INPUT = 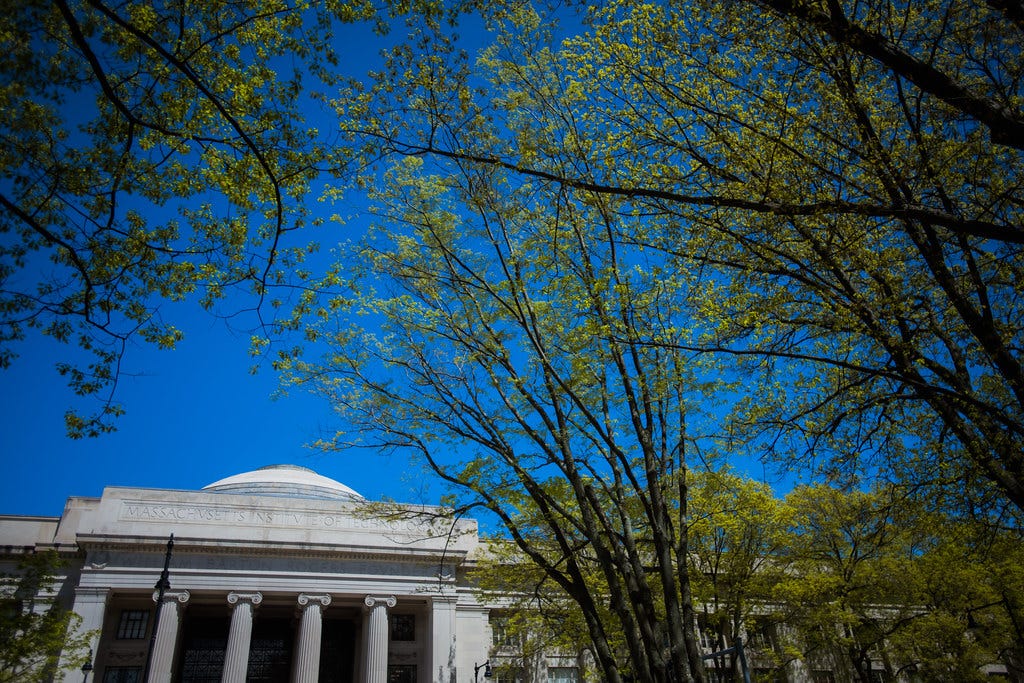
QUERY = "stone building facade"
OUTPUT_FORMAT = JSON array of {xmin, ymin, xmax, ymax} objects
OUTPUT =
[
  {"xmin": 0, "ymin": 465, "xmax": 490, "ymax": 683},
  {"xmin": 5, "ymin": 464, "xmax": 1012, "ymax": 683}
]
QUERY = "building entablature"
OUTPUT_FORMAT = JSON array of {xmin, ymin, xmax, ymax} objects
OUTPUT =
[
  {"xmin": 65, "ymin": 486, "xmax": 475, "ymax": 553},
  {"xmin": 75, "ymin": 534, "xmax": 469, "ymax": 565}
]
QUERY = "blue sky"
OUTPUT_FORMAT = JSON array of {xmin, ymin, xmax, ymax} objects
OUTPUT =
[
  {"xmin": 0, "ymin": 296, "xmax": 424, "ymax": 516},
  {"xmin": 0, "ymin": 15, "xmax": 432, "ymax": 517},
  {"xmin": 0, "ymin": 7, "xmax": 793, "ymax": 520}
]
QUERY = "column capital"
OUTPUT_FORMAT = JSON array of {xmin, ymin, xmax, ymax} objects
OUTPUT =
[
  {"xmin": 364, "ymin": 595, "xmax": 396, "ymax": 609},
  {"xmin": 227, "ymin": 591, "xmax": 262, "ymax": 608},
  {"xmin": 153, "ymin": 589, "xmax": 190, "ymax": 604},
  {"xmin": 298, "ymin": 593, "xmax": 332, "ymax": 610}
]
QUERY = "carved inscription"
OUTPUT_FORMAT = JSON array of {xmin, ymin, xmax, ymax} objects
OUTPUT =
[
  {"xmin": 88, "ymin": 550, "xmax": 437, "ymax": 577},
  {"xmin": 119, "ymin": 502, "xmax": 426, "ymax": 533}
]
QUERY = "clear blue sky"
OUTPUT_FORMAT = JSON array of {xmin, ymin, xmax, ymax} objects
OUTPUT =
[{"xmin": 0, "ymin": 296, "xmax": 424, "ymax": 517}]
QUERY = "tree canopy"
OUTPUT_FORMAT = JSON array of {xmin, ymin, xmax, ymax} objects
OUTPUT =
[
  {"xmin": 281, "ymin": 146, "xmax": 717, "ymax": 681},
  {"xmin": 318, "ymin": 0, "xmax": 1024, "ymax": 519},
  {"xmin": 272, "ymin": 1, "xmax": 1024, "ymax": 681},
  {"xmin": 6, "ymin": 1, "xmax": 1024, "ymax": 681},
  {"xmin": 472, "ymin": 470, "xmax": 1024, "ymax": 682},
  {"xmin": 0, "ymin": 0, "xmax": 371, "ymax": 436},
  {"xmin": 7, "ymin": 0, "xmax": 1023, "ymax": 513}
]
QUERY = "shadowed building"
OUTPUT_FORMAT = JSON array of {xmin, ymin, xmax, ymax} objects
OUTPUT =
[{"xmin": 0, "ymin": 465, "xmax": 488, "ymax": 683}]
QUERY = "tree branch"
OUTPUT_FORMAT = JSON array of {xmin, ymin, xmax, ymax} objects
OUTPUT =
[
  {"xmin": 756, "ymin": 0, "xmax": 1024, "ymax": 150},
  {"xmin": 375, "ymin": 135, "xmax": 1024, "ymax": 244}
]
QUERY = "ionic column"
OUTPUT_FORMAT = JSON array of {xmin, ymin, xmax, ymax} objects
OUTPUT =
[
  {"xmin": 148, "ymin": 589, "xmax": 190, "ymax": 683},
  {"xmin": 221, "ymin": 592, "xmax": 262, "ymax": 683},
  {"xmin": 363, "ymin": 596, "xmax": 396, "ymax": 683},
  {"xmin": 294, "ymin": 593, "xmax": 332, "ymax": 683}
]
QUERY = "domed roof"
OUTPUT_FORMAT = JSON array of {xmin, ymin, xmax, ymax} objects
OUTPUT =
[{"xmin": 202, "ymin": 465, "xmax": 363, "ymax": 501}]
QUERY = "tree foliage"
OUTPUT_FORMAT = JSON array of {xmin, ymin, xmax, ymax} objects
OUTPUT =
[
  {"xmin": 329, "ymin": 0, "xmax": 1024, "ymax": 517},
  {"xmin": 687, "ymin": 469, "xmax": 794, "ymax": 676},
  {"xmin": 270, "ymin": 1, "xmax": 1024, "ymax": 681},
  {"xmin": 889, "ymin": 516, "xmax": 1024, "ymax": 682},
  {"xmin": 0, "ymin": 551, "xmax": 92, "ymax": 683},
  {"xmin": 471, "ymin": 472, "xmax": 1024, "ymax": 682},
  {"xmin": 775, "ymin": 486, "xmax": 927, "ymax": 682},
  {"xmin": 0, "ymin": 0, "xmax": 374, "ymax": 436},
  {"xmin": 282, "ymin": 145, "xmax": 719, "ymax": 680},
  {"xmin": 773, "ymin": 486, "xmax": 1024, "ymax": 682},
  {"xmin": 472, "ymin": 540, "xmax": 605, "ymax": 681}
]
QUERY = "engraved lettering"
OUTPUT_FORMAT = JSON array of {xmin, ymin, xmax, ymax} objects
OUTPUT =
[{"xmin": 118, "ymin": 501, "xmax": 426, "ymax": 534}]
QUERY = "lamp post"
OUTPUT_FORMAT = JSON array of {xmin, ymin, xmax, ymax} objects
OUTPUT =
[
  {"xmin": 474, "ymin": 661, "xmax": 492, "ymax": 683},
  {"xmin": 80, "ymin": 648, "xmax": 94, "ymax": 682},
  {"xmin": 142, "ymin": 534, "xmax": 174, "ymax": 682}
]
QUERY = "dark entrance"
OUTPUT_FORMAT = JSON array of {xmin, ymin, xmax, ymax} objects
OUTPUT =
[
  {"xmin": 246, "ymin": 617, "xmax": 293, "ymax": 682},
  {"xmin": 175, "ymin": 608, "xmax": 358, "ymax": 683},
  {"xmin": 175, "ymin": 611, "xmax": 294, "ymax": 683},
  {"xmin": 320, "ymin": 618, "xmax": 357, "ymax": 683},
  {"xmin": 177, "ymin": 614, "xmax": 228, "ymax": 683}
]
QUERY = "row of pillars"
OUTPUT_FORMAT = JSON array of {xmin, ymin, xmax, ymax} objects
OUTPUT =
[{"xmin": 148, "ymin": 590, "xmax": 397, "ymax": 683}]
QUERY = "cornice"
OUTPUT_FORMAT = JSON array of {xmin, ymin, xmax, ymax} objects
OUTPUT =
[{"xmin": 0, "ymin": 542, "xmax": 84, "ymax": 560}]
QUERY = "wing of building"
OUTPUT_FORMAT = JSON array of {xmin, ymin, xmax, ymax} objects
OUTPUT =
[{"xmin": 0, "ymin": 464, "xmax": 490, "ymax": 683}]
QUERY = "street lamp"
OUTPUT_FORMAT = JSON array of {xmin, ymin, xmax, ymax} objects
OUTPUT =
[
  {"xmin": 80, "ymin": 648, "xmax": 94, "ymax": 682},
  {"xmin": 474, "ymin": 661, "xmax": 493, "ymax": 683},
  {"xmin": 143, "ymin": 534, "xmax": 175, "ymax": 682}
]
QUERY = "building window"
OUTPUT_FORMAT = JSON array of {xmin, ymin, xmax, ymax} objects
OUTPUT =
[
  {"xmin": 494, "ymin": 666, "xmax": 523, "ymax": 683},
  {"xmin": 0, "ymin": 599, "xmax": 22, "ymax": 624},
  {"xmin": 547, "ymin": 667, "xmax": 579, "ymax": 683},
  {"xmin": 116, "ymin": 609, "xmax": 150, "ymax": 639},
  {"xmin": 103, "ymin": 667, "xmax": 143, "ymax": 683},
  {"xmin": 746, "ymin": 618, "xmax": 774, "ymax": 651},
  {"xmin": 179, "ymin": 635, "xmax": 227, "ymax": 681},
  {"xmin": 391, "ymin": 614, "xmax": 415, "ymax": 641},
  {"xmin": 247, "ymin": 635, "xmax": 290, "ymax": 680},
  {"xmin": 491, "ymin": 615, "xmax": 520, "ymax": 649},
  {"xmin": 389, "ymin": 664, "xmax": 417, "ymax": 683},
  {"xmin": 696, "ymin": 613, "xmax": 720, "ymax": 652},
  {"xmin": 810, "ymin": 672, "xmax": 836, "ymax": 683}
]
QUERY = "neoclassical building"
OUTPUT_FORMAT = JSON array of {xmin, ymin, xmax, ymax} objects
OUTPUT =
[
  {"xmin": 9, "ymin": 465, "xmax": 1006, "ymax": 683},
  {"xmin": 0, "ymin": 465, "xmax": 491, "ymax": 683}
]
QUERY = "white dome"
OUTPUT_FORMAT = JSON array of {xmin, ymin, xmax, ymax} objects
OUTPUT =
[{"xmin": 202, "ymin": 464, "xmax": 363, "ymax": 501}]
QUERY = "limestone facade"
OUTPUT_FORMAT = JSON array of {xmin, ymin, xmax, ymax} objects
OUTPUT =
[{"xmin": 0, "ymin": 465, "xmax": 491, "ymax": 683}]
